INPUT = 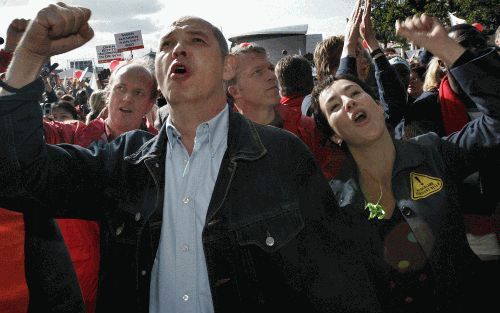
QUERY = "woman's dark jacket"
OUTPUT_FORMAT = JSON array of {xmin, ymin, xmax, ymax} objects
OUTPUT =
[{"xmin": 330, "ymin": 48, "xmax": 500, "ymax": 312}]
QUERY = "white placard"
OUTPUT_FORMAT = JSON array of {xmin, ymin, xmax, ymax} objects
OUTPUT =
[
  {"xmin": 96, "ymin": 44, "xmax": 124, "ymax": 64},
  {"xmin": 114, "ymin": 30, "xmax": 144, "ymax": 52}
]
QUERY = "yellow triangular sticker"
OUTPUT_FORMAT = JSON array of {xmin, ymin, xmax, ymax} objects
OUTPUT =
[{"xmin": 410, "ymin": 172, "xmax": 443, "ymax": 200}]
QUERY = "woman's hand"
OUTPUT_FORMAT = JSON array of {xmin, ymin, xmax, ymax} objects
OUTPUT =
[
  {"xmin": 342, "ymin": 0, "xmax": 364, "ymax": 58},
  {"xmin": 360, "ymin": 0, "xmax": 379, "ymax": 52}
]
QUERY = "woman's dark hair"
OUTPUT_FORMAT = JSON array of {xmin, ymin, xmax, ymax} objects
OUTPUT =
[
  {"xmin": 51, "ymin": 101, "xmax": 79, "ymax": 119},
  {"xmin": 311, "ymin": 74, "xmax": 377, "ymax": 144}
]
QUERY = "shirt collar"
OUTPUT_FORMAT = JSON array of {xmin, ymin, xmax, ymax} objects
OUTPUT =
[
  {"xmin": 165, "ymin": 104, "xmax": 229, "ymax": 157},
  {"xmin": 205, "ymin": 104, "xmax": 229, "ymax": 157}
]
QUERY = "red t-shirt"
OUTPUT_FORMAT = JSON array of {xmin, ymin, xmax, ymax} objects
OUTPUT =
[{"xmin": 278, "ymin": 95, "xmax": 345, "ymax": 180}]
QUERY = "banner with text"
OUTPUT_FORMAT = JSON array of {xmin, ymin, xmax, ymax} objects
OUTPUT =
[
  {"xmin": 96, "ymin": 44, "xmax": 125, "ymax": 64},
  {"xmin": 114, "ymin": 30, "xmax": 144, "ymax": 52}
]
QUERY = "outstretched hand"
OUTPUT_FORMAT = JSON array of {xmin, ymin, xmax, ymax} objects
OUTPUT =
[
  {"xmin": 395, "ymin": 14, "xmax": 465, "ymax": 66},
  {"xmin": 4, "ymin": 19, "xmax": 29, "ymax": 53},
  {"xmin": 17, "ymin": 2, "xmax": 94, "ymax": 59}
]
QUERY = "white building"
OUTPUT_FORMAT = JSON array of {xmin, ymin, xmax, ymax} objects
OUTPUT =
[{"xmin": 228, "ymin": 24, "xmax": 322, "ymax": 65}]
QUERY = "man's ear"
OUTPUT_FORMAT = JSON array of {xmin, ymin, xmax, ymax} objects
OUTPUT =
[
  {"xmin": 227, "ymin": 84, "xmax": 240, "ymax": 100},
  {"xmin": 223, "ymin": 55, "xmax": 237, "ymax": 81}
]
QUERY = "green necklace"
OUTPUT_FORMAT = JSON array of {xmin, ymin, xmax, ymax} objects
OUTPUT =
[{"xmin": 365, "ymin": 185, "xmax": 385, "ymax": 220}]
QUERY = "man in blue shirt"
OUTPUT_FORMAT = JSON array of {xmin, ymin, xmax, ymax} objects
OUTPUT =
[{"xmin": 0, "ymin": 3, "xmax": 378, "ymax": 313}]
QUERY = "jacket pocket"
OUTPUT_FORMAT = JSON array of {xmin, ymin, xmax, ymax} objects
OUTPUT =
[{"xmin": 235, "ymin": 204, "xmax": 304, "ymax": 253}]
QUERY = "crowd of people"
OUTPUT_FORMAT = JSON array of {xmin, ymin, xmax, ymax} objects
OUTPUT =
[{"xmin": 0, "ymin": 0, "xmax": 498, "ymax": 312}]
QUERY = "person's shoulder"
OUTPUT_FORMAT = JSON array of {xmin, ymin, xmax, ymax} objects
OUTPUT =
[
  {"xmin": 404, "ymin": 132, "xmax": 447, "ymax": 157},
  {"xmin": 255, "ymin": 120, "xmax": 304, "ymax": 141},
  {"xmin": 257, "ymin": 123, "xmax": 314, "ymax": 160},
  {"xmin": 120, "ymin": 128, "xmax": 156, "ymax": 143},
  {"xmin": 232, "ymin": 112, "xmax": 313, "ymax": 156},
  {"xmin": 409, "ymin": 131, "xmax": 441, "ymax": 145},
  {"xmin": 414, "ymin": 90, "xmax": 438, "ymax": 102},
  {"xmin": 106, "ymin": 129, "xmax": 156, "ymax": 152}
]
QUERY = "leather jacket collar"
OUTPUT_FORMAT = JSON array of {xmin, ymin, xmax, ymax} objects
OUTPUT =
[{"xmin": 124, "ymin": 109, "xmax": 267, "ymax": 165}]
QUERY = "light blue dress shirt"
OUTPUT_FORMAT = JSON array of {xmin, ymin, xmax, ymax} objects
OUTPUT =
[{"xmin": 149, "ymin": 105, "xmax": 229, "ymax": 313}]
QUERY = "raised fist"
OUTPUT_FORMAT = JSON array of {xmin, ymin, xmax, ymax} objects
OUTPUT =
[
  {"xmin": 17, "ymin": 2, "xmax": 94, "ymax": 59},
  {"xmin": 396, "ymin": 14, "xmax": 447, "ymax": 47},
  {"xmin": 4, "ymin": 19, "xmax": 29, "ymax": 53},
  {"xmin": 396, "ymin": 14, "xmax": 465, "ymax": 66}
]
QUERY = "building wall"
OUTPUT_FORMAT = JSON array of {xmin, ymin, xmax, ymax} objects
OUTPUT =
[{"xmin": 306, "ymin": 34, "xmax": 323, "ymax": 56}]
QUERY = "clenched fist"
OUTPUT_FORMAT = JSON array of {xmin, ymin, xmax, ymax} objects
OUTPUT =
[
  {"xmin": 395, "ymin": 14, "xmax": 465, "ymax": 66},
  {"xmin": 4, "ymin": 19, "xmax": 29, "ymax": 53},
  {"xmin": 17, "ymin": 2, "xmax": 94, "ymax": 59}
]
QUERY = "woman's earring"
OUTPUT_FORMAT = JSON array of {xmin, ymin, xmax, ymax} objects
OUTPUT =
[{"xmin": 337, "ymin": 139, "xmax": 343, "ymax": 146}]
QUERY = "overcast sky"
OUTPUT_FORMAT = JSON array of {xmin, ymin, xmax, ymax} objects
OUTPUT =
[{"xmin": 0, "ymin": 0, "xmax": 355, "ymax": 68}]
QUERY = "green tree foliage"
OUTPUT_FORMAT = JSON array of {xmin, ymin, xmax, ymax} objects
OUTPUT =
[
  {"xmin": 371, "ymin": 0, "xmax": 499, "ymax": 46},
  {"xmin": 371, "ymin": 0, "xmax": 412, "ymax": 47},
  {"xmin": 448, "ymin": 0, "xmax": 499, "ymax": 29}
]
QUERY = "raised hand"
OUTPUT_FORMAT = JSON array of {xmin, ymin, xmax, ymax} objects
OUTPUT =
[
  {"xmin": 2, "ymin": 2, "xmax": 94, "ymax": 91},
  {"xmin": 4, "ymin": 19, "xmax": 29, "ymax": 53},
  {"xmin": 17, "ymin": 2, "xmax": 94, "ymax": 59},
  {"xmin": 359, "ymin": 0, "xmax": 379, "ymax": 51},
  {"xmin": 343, "ymin": 0, "xmax": 364, "ymax": 57},
  {"xmin": 395, "ymin": 14, "xmax": 465, "ymax": 66}
]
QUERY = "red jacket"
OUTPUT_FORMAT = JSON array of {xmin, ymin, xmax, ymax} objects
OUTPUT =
[
  {"xmin": 0, "ymin": 210, "xmax": 28, "ymax": 313},
  {"xmin": 43, "ymin": 118, "xmax": 157, "ymax": 313},
  {"xmin": 278, "ymin": 95, "xmax": 345, "ymax": 180}
]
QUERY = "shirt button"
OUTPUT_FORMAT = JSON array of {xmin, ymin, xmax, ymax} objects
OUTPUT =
[
  {"xmin": 135, "ymin": 212, "xmax": 141, "ymax": 221},
  {"xmin": 182, "ymin": 294, "xmax": 189, "ymax": 302},
  {"xmin": 140, "ymin": 270, "xmax": 147, "ymax": 276},
  {"xmin": 181, "ymin": 244, "xmax": 189, "ymax": 252},
  {"xmin": 182, "ymin": 197, "xmax": 190, "ymax": 204},
  {"xmin": 154, "ymin": 163, "xmax": 159, "ymax": 168},
  {"xmin": 115, "ymin": 224, "xmax": 124, "ymax": 236},
  {"xmin": 265, "ymin": 236, "xmax": 275, "ymax": 247}
]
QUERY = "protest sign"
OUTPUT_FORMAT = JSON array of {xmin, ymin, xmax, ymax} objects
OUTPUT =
[
  {"xmin": 96, "ymin": 44, "xmax": 125, "ymax": 63},
  {"xmin": 114, "ymin": 30, "xmax": 144, "ymax": 52}
]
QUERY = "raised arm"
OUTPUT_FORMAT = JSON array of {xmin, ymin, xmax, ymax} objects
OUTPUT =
[
  {"xmin": 395, "ymin": 14, "xmax": 497, "ymax": 117},
  {"xmin": 0, "ymin": 3, "xmax": 106, "ymax": 217},
  {"xmin": 360, "ymin": 0, "xmax": 406, "ymax": 127},
  {"xmin": 335, "ymin": 0, "xmax": 363, "ymax": 77},
  {"xmin": 397, "ymin": 14, "xmax": 500, "ymax": 177},
  {"xmin": 1, "ymin": 2, "xmax": 93, "ymax": 94}
]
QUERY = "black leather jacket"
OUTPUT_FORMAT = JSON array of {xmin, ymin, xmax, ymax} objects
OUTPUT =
[{"xmin": 1, "ymin": 83, "xmax": 382, "ymax": 313}]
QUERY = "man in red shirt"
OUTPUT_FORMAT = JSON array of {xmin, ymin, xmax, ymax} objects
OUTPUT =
[
  {"xmin": 1, "ymin": 23, "xmax": 157, "ymax": 311},
  {"xmin": 227, "ymin": 44, "xmax": 344, "ymax": 179},
  {"xmin": 45, "ymin": 62, "xmax": 158, "ymax": 313}
]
